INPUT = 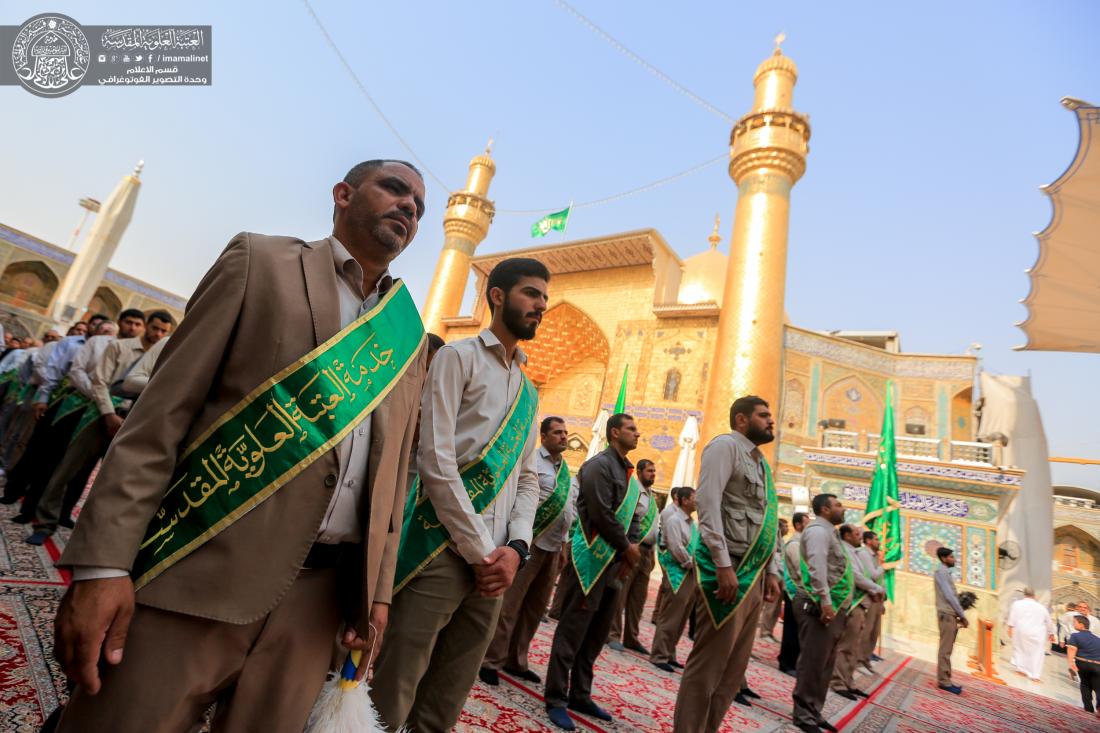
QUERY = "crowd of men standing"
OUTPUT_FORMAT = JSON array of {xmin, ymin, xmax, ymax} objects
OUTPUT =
[{"xmin": 20, "ymin": 160, "xmax": 912, "ymax": 733}]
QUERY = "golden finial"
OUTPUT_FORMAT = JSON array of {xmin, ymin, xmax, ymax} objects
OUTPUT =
[
  {"xmin": 485, "ymin": 137, "xmax": 494, "ymax": 155},
  {"xmin": 774, "ymin": 32, "xmax": 786, "ymax": 55},
  {"xmin": 708, "ymin": 213, "xmax": 721, "ymax": 249}
]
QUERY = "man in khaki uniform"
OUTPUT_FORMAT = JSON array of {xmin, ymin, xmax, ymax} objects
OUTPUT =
[
  {"xmin": 480, "ymin": 416, "xmax": 576, "ymax": 686},
  {"xmin": 758, "ymin": 517, "xmax": 790, "ymax": 640},
  {"xmin": 650, "ymin": 485, "xmax": 696, "ymax": 671},
  {"xmin": 608, "ymin": 458, "xmax": 659, "ymax": 653},
  {"xmin": 778, "ymin": 511, "xmax": 809, "ymax": 675},
  {"xmin": 673, "ymin": 396, "xmax": 782, "ymax": 733},
  {"xmin": 934, "ymin": 547, "xmax": 968, "ymax": 694},
  {"xmin": 792, "ymin": 493, "xmax": 849, "ymax": 733},
  {"xmin": 373, "ymin": 257, "xmax": 548, "ymax": 732},
  {"xmin": 829, "ymin": 524, "xmax": 883, "ymax": 699},
  {"xmin": 51, "ymin": 160, "xmax": 429, "ymax": 732},
  {"xmin": 856, "ymin": 530, "xmax": 886, "ymax": 671}
]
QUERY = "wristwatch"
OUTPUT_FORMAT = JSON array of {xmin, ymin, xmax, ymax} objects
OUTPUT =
[{"xmin": 506, "ymin": 539, "xmax": 530, "ymax": 570}]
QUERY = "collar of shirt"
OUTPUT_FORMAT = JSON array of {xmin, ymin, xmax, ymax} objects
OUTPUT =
[
  {"xmin": 538, "ymin": 445, "xmax": 561, "ymax": 466},
  {"xmin": 329, "ymin": 235, "xmax": 392, "ymax": 302},
  {"xmin": 477, "ymin": 328, "xmax": 528, "ymax": 369},
  {"xmin": 729, "ymin": 430, "xmax": 763, "ymax": 463},
  {"xmin": 601, "ymin": 445, "xmax": 634, "ymax": 472},
  {"xmin": 677, "ymin": 505, "xmax": 694, "ymax": 523}
]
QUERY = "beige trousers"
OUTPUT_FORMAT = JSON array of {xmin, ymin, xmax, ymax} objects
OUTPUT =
[
  {"xmin": 608, "ymin": 543, "xmax": 655, "ymax": 646},
  {"xmin": 57, "ymin": 568, "xmax": 341, "ymax": 733},
  {"xmin": 650, "ymin": 570, "xmax": 695, "ymax": 665},
  {"xmin": 831, "ymin": 602, "xmax": 866, "ymax": 690},
  {"xmin": 759, "ymin": 594, "xmax": 782, "ymax": 635},
  {"xmin": 672, "ymin": 575, "xmax": 764, "ymax": 733},
  {"xmin": 483, "ymin": 545, "xmax": 561, "ymax": 672},
  {"xmin": 372, "ymin": 548, "xmax": 503, "ymax": 732},
  {"xmin": 937, "ymin": 611, "xmax": 959, "ymax": 686},
  {"xmin": 859, "ymin": 598, "xmax": 884, "ymax": 663},
  {"xmin": 652, "ymin": 573, "xmax": 670, "ymax": 624}
]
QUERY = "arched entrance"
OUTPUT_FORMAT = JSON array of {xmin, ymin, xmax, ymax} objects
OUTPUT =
[
  {"xmin": 523, "ymin": 302, "xmax": 610, "ymax": 419},
  {"xmin": 0, "ymin": 260, "xmax": 59, "ymax": 313}
]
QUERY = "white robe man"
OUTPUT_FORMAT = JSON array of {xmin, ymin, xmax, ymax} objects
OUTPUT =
[{"xmin": 1007, "ymin": 587, "xmax": 1056, "ymax": 681}]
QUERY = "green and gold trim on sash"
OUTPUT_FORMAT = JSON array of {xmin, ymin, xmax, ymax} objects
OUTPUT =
[
  {"xmin": 131, "ymin": 281, "xmax": 425, "ymax": 588},
  {"xmin": 532, "ymin": 457, "xmax": 571, "ymax": 541},
  {"xmin": 571, "ymin": 473, "xmax": 657, "ymax": 595},
  {"xmin": 782, "ymin": 544, "xmax": 799, "ymax": 600},
  {"xmin": 799, "ymin": 546, "xmax": 855, "ymax": 611},
  {"xmin": 658, "ymin": 521, "xmax": 700, "ymax": 594},
  {"xmin": 52, "ymin": 392, "xmax": 92, "ymax": 425},
  {"xmin": 694, "ymin": 459, "xmax": 779, "ymax": 629},
  {"xmin": 394, "ymin": 375, "xmax": 538, "ymax": 592}
]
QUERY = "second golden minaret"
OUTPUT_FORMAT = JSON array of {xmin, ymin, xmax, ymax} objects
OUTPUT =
[
  {"xmin": 701, "ymin": 39, "xmax": 811, "ymax": 447},
  {"xmin": 421, "ymin": 146, "xmax": 497, "ymax": 335}
]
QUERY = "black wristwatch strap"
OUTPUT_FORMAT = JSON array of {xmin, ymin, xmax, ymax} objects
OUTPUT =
[{"xmin": 506, "ymin": 539, "xmax": 530, "ymax": 569}]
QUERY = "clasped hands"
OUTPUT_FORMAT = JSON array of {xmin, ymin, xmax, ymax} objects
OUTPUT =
[{"xmin": 473, "ymin": 545, "xmax": 520, "ymax": 597}]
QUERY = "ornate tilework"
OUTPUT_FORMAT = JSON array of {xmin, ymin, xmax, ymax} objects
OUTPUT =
[
  {"xmin": 906, "ymin": 518, "xmax": 963, "ymax": 578},
  {"xmin": 784, "ymin": 328, "xmax": 975, "ymax": 380},
  {"xmin": 803, "ymin": 452, "xmax": 1022, "ymax": 487},
  {"xmin": 841, "ymin": 483, "xmax": 970, "ymax": 518},
  {"xmin": 966, "ymin": 526, "xmax": 987, "ymax": 588}
]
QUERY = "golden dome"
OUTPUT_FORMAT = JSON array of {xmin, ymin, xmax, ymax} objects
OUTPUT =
[
  {"xmin": 754, "ymin": 48, "xmax": 798, "ymax": 84},
  {"xmin": 679, "ymin": 215, "xmax": 729, "ymax": 307}
]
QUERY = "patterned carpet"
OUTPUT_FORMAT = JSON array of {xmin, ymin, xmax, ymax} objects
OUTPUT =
[{"xmin": 0, "ymin": 500, "xmax": 1094, "ymax": 732}]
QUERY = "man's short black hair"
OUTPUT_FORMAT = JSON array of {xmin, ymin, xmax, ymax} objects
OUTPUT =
[
  {"xmin": 426, "ymin": 333, "xmax": 445, "ymax": 353},
  {"xmin": 87, "ymin": 313, "xmax": 111, "ymax": 323},
  {"xmin": 672, "ymin": 486, "xmax": 694, "ymax": 503},
  {"xmin": 1076, "ymin": 614, "xmax": 1091, "ymax": 630},
  {"xmin": 147, "ymin": 310, "xmax": 176, "ymax": 326},
  {"xmin": 862, "ymin": 530, "xmax": 877, "ymax": 543},
  {"xmin": 118, "ymin": 308, "xmax": 145, "ymax": 323},
  {"xmin": 729, "ymin": 395, "xmax": 768, "ymax": 429},
  {"xmin": 637, "ymin": 458, "xmax": 655, "ymax": 473},
  {"xmin": 606, "ymin": 412, "xmax": 633, "ymax": 441},
  {"xmin": 812, "ymin": 493, "xmax": 836, "ymax": 516},
  {"xmin": 485, "ymin": 258, "xmax": 550, "ymax": 315},
  {"xmin": 936, "ymin": 547, "xmax": 954, "ymax": 560},
  {"xmin": 839, "ymin": 523, "xmax": 856, "ymax": 540},
  {"xmin": 792, "ymin": 511, "xmax": 809, "ymax": 527},
  {"xmin": 343, "ymin": 159, "xmax": 423, "ymax": 188},
  {"xmin": 540, "ymin": 416, "xmax": 565, "ymax": 434}
]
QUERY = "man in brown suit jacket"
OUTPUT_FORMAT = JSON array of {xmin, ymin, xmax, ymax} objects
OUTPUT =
[{"xmin": 51, "ymin": 160, "xmax": 428, "ymax": 733}]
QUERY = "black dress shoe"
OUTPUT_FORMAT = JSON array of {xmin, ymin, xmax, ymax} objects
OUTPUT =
[
  {"xmin": 740, "ymin": 686, "xmax": 761, "ymax": 699},
  {"xmin": 818, "ymin": 721, "xmax": 839, "ymax": 733},
  {"xmin": 503, "ymin": 666, "xmax": 541, "ymax": 684},
  {"xmin": 567, "ymin": 699, "xmax": 612, "ymax": 721},
  {"xmin": 794, "ymin": 724, "xmax": 822, "ymax": 733},
  {"xmin": 478, "ymin": 667, "xmax": 500, "ymax": 686},
  {"xmin": 58, "ymin": 516, "xmax": 75, "ymax": 529},
  {"xmin": 733, "ymin": 692, "xmax": 752, "ymax": 707},
  {"xmin": 10, "ymin": 512, "xmax": 33, "ymax": 524},
  {"xmin": 653, "ymin": 661, "xmax": 675, "ymax": 672},
  {"xmin": 624, "ymin": 642, "xmax": 650, "ymax": 655},
  {"xmin": 0, "ymin": 494, "xmax": 21, "ymax": 505},
  {"xmin": 780, "ymin": 666, "xmax": 798, "ymax": 677},
  {"xmin": 832, "ymin": 688, "xmax": 857, "ymax": 701},
  {"xmin": 669, "ymin": 660, "xmax": 684, "ymax": 669},
  {"xmin": 849, "ymin": 687, "xmax": 869, "ymax": 698}
]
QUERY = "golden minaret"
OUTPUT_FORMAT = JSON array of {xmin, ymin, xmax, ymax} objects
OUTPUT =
[
  {"xmin": 421, "ymin": 144, "xmax": 497, "ymax": 335},
  {"xmin": 700, "ymin": 35, "xmax": 811, "ymax": 449}
]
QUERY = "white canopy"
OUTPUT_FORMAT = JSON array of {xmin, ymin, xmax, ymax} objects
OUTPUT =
[
  {"xmin": 1016, "ymin": 98, "xmax": 1100, "ymax": 352},
  {"xmin": 586, "ymin": 409, "xmax": 609, "ymax": 461},
  {"xmin": 671, "ymin": 415, "xmax": 700, "ymax": 487}
]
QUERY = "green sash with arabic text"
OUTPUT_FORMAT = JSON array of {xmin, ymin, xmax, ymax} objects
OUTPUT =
[
  {"xmin": 131, "ymin": 281, "xmax": 425, "ymax": 588},
  {"xmin": 571, "ymin": 474, "xmax": 657, "ymax": 595},
  {"xmin": 694, "ymin": 459, "xmax": 779, "ymax": 628},
  {"xmin": 532, "ymin": 458, "xmax": 571, "ymax": 540},
  {"xmin": 658, "ymin": 522, "xmax": 700, "ymax": 594},
  {"xmin": 394, "ymin": 376, "xmax": 538, "ymax": 592},
  {"xmin": 799, "ymin": 546, "xmax": 855, "ymax": 611}
]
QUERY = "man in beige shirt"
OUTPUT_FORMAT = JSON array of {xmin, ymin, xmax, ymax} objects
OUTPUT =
[
  {"xmin": 374, "ymin": 257, "xmax": 548, "ymax": 732},
  {"xmin": 674, "ymin": 395, "xmax": 782, "ymax": 733},
  {"xmin": 27, "ymin": 311, "xmax": 174, "ymax": 544},
  {"xmin": 651, "ymin": 485, "xmax": 696, "ymax": 670},
  {"xmin": 608, "ymin": 458, "xmax": 660, "ymax": 653}
]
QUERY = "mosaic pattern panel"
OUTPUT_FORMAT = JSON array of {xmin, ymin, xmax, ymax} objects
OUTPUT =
[
  {"xmin": 965, "ymin": 526, "xmax": 988, "ymax": 588},
  {"xmin": 906, "ymin": 517, "xmax": 962, "ymax": 577}
]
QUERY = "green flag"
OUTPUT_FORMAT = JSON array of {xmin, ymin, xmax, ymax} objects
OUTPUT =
[
  {"xmin": 862, "ymin": 381, "xmax": 903, "ymax": 602},
  {"xmin": 531, "ymin": 206, "xmax": 571, "ymax": 238},
  {"xmin": 614, "ymin": 364, "xmax": 628, "ymax": 413}
]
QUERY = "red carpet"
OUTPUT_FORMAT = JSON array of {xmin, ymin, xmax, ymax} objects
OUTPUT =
[{"xmin": 1, "ymin": 501, "xmax": 1094, "ymax": 732}]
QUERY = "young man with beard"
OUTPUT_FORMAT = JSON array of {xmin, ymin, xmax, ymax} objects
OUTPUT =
[
  {"xmin": 792, "ymin": 493, "xmax": 850, "ymax": 733},
  {"xmin": 855, "ymin": 530, "xmax": 886, "ymax": 671},
  {"xmin": 651, "ymin": 485, "xmax": 697, "ymax": 672},
  {"xmin": 480, "ymin": 415, "xmax": 576, "ymax": 686},
  {"xmin": 544, "ymin": 413, "xmax": 647, "ymax": 731},
  {"xmin": 373, "ymin": 257, "xmax": 548, "ymax": 732},
  {"xmin": 608, "ymin": 457, "xmax": 660, "ymax": 654},
  {"xmin": 673, "ymin": 396, "xmax": 782, "ymax": 733},
  {"xmin": 829, "ymin": 524, "xmax": 883, "ymax": 700},
  {"xmin": 51, "ymin": 160, "xmax": 429, "ymax": 731}
]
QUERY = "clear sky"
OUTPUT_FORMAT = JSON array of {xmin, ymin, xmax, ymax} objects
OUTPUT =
[{"xmin": 2, "ymin": 1, "xmax": 1098, "ymax": 485}]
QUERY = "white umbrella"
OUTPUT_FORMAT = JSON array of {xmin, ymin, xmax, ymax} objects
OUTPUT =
[
  {"xmin": 49, "ymin": 162, "xmax": 143, "ymax": 325},
  {"xmin": 671, "ymin": 415, "xmax": 700, "ymax": 487},
  {"xmin": 586, "ymin": 409, "xmax": 610, "ymax": 461}
]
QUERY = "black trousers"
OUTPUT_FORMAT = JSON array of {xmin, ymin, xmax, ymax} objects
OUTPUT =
[
  {"xmin": 1, "ymin": 400, "xmax": 63, "ymax": 501},
  {"xmin": 778, "ymin": 593, "xmax": 801, "ymax": 670},
  {"xmin": 544, "ymin": 561, "xmax": 621, "ymax": 709},
  {"xmin": 14, "ymin": 409, "xmax": 85, "ymax": 517},
  {"xmin": 1079, "ymin": 661, "xmax": 1100, "ymax": 713}
]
